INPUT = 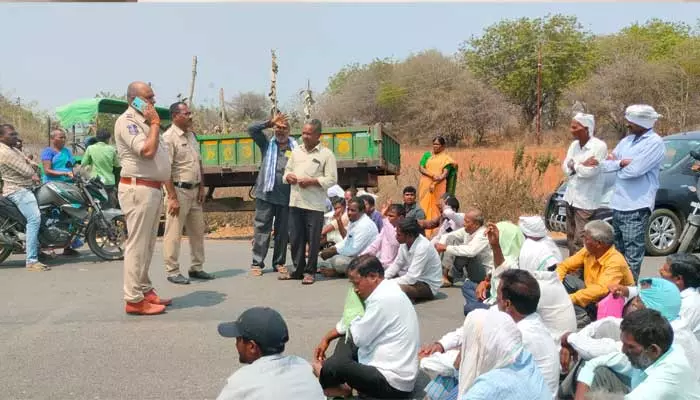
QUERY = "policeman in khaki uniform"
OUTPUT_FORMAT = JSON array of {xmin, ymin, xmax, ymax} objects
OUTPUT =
[
  {"xmin": 162, "ymin": 102, "xmax": 215, "ymax": 284},
  {"xmin": 115, "ymin": 81, "xmax": 172, "ymax": 316}
]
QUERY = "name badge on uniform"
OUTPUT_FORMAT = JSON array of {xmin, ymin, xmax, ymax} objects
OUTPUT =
[
  {"xmin": 284, "ymin": 150, "xmax": 292, "ymax": 158},
  {"xmin": 127, "ymin": 124, "xmax": 139, "ymax": 135}
]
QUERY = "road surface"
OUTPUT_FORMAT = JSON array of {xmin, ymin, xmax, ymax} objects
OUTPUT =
[{"xmin": 0, "ymin": 240, "xmax": 666, "ymax": 399}]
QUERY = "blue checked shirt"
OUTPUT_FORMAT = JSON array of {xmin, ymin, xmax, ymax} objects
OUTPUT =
[{"xmin": 602, "ymin": 130, "xmax": 665, "ymax": 212}]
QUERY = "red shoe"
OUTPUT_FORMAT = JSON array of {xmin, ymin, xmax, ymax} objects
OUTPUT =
[
  {"xmin": 144, "ymin": 289, "xmax": 172, "ymax": 306},
  {"xmin": 125, "ymin": 300, "xmax": 166, "ymax": 315}
]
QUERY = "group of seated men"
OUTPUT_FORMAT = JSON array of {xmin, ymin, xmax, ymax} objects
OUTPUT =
[{"xmin": 215, "ymin": 189, "xmax": 700, "ymax": 399}]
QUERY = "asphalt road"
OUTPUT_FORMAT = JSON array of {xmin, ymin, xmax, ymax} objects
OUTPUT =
[{"xmin": 0, "ymin": 240, "xmax": 666, "ymax": 400}]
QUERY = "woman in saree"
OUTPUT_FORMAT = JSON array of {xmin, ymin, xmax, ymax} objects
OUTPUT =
[
  {"xmin": 41, "ymin": 129, "xmax": 75, "ymax": 184},
  {"xmin": 419, "ymin": 136, "xmax": 458, "ymax": 238}
]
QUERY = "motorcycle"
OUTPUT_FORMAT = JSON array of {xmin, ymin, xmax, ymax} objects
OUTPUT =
[
  {"xmin": 0, "ymin": 171, "xmax": 127, "ymax": 264},
  {"xmin": 677, "ymin": 150, "xmax": 700, "ymax": 253}
]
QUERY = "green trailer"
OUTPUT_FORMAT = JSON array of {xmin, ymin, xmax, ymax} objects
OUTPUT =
[{"xmin": 197, "ymin": 123, "xmax": 401, "ymax": 191}]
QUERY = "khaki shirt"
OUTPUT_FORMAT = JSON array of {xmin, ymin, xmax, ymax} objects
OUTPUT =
[
  {"xmin": 162, "ymin": 124, "xmax": 201, "ymax": 184},
  {"xmin": 114, "ymin": 106, "xmax": 171, "ymax": 182},
  {"xmin": 283, "ymin": 143, "xmax": 337, "ymax": 212},
  {"xmin": 0, "ymin": 142, "xmax": 36, "ymax": 196}
]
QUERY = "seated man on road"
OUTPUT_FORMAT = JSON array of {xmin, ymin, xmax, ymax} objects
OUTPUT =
[
  {"xmin": 419, "ymin": 269, "xmax": 560, "ymax": 398},
  {"xmin": 402, "ymin": 185, "xmax": 426, "ymax": 221},
  {"xmin": 418, "ymin": 194, "xmax": 464, "ymax": 246},
  {"xmin": 216, "ymin": 307, "xmax": 325, "ymax": 400},
  {"xmin": 574, "ymin": 309, "xmax": 700, "ymax": 399},
  {"xmin": 359, "ymin": 194, "xmax": 383, "ymax": 232},
  {"xmin": 555, "ymin": 220, "xmax": 635, "ymax": 328},
  {"xmin": 313, "ymin": 255, "xmax": 420, "ymax": 399},
  {"xmin": 319, "ymin": 197, "xmax": 378, "ymax": 277},
  {"xmin": 435, "ymin": 207, "xmax": 493, "ymax": 288},
  {"xmin": 559, "ymin": 277, "xmax": 700, "ymax": 396},
  {"xmin": 360, "ymin": 203, "xmax": 405, "ymax": 267},
  {"xmin": 518, "ymin": 215, "xmax": 563, "ymax": 271},
  {"xmin": 659, "ymin": 252, "xmax": 700, "ymax": 340},
  {"xmin": 385, "ymin": 218, "xmax": 443, "ymax": 302},
  {"xmin": 321, "ymin": 197, "xmax": 348, "ymax": 248}
]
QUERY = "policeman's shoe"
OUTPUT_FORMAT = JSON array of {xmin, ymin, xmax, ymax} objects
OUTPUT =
[
  {"xmin": 144, "ymin": 289, "xmax": 172, "ymax": 306},
  {"xmin": 189, "ymin": 270, "xmax": 215, "ymax": 280},
  {"xmin": 167, "ymin": 274, "xmax": 190, "ymax": 285},
  {"xmin": 125, "ymin": 300, "xmax": 166, "ymax": 315}
]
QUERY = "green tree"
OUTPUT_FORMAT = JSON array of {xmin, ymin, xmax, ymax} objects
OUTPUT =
[{"xmin": 459, "ymin": 14, "xmax": 593, "ymax": 128}]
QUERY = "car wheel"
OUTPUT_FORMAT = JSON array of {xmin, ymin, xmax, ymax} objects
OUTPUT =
[{"xmin": 645, "ymin": 208, "xmax": 682, "ymax": 256}]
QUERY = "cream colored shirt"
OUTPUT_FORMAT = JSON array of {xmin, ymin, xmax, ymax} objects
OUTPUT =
[
  {"xmin": 283, "ymin": 143, "xmax": 337, "ymax": 212},
  {"xmin": 114, "ymin": 106, "xmax": 171, "ymax": 182},
  {"xmin": 162, "ymin": 124, "xmax": 201, "ymax": 184}
]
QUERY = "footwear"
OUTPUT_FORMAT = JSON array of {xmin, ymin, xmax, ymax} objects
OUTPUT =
[
  {"xmin": 144, "ymin": 289, "xmax": 172, "ymax": 306},
  {"xmin": 441, "ymin": 277, "xmax": 453, "ymax": 288},
  {"xmin": 250, "ymin": 267, "xmax": 263, "ymax": 277},
  {"xmin": 38, "ymin": 252, "xmax": 55, "ymax": 262},
  {"xmin": 26, "ymin": 262, "xmax": 50, "ymax": 272},
  {"xmin": 277, "ymin": 266, "xmax": 291, "ymax": 280},
  {"xmin": 62, "ymin": 248, "xmax": 80, "ymax": 256},
  {"xmin": 319, "ymin": 267, "xmax": 338, "ymax": 278},
  {"xmin": 125, "ymin": 300, "xmax": 166, "ymax": 315},
  {"xmin": 302, "ymin": 274, "xmax": 315, "ymax": 285},
  {"xmin": 167, "ymin": 274, "xmax": 190, "ymax": 285},
  {"xmin": 189, "ymin": 270, "xmax": 215, "ymax": 280}
]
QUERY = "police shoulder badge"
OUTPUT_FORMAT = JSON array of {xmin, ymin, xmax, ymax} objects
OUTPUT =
[{"xmin": 127, "ymin": 124, "xmax": 139, "ymax": 135}]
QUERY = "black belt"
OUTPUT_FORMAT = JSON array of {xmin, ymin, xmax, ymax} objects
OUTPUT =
[{"xmin": 173, "ymin": 182, "xmax": 199, "ymax": 190}]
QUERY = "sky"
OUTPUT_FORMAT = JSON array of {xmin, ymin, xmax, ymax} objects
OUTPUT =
[{"xmin": 1, "ymin": 2, "xmax": 699, "ymax": 115}]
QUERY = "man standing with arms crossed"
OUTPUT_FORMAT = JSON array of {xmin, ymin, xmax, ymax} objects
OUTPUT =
[
  {"xmin": 115, "ymin": 81, "xmax": 172, "ymax": 315},
  {"xmin": 162, "ymin": 102, "xmax": 215, "ymax": 285},
  {"xmin": 283, "ymin": 119, "xmax": 337, "ymax": 285}
]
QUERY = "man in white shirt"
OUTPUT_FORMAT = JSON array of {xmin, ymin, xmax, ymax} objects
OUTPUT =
[
  {"xmin": 417, "ymin": 269, "xmax": 561, "ymax": 398},
  {"xmin": 574, "ymin": 309, "xmax": 700, "ymax": 399},
  {"xmin": 658, "ymin": 253, "xmax": 700, "ymax": 340},
  {"xmin": 216, "ymin": 307, "xmax": 325, "ymax": 400},
  {"xmin": 319, "ymin": 197, "xmax": 378, "ymax": 277},
  {"xmin": 435, "ymin": 207, "xmax": 493, "ymax": 289},
  {"xmin": 313, "ymin": 255, "xmax": 420, "ymax": 399},
  {"xmin": 385, "ymin": 218, "xmax": 443, "ymax": 302},
  {"xmin": 418, "ymin": 195, "xmax": 465, "ymax": 246},
  {"xmin": 561, "ymin": 112, "xmax": 608, "ymax": 255}
]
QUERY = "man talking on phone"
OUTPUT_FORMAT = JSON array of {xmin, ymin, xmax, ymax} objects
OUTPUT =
[{"xmin": 115, "ymin": 81, "xmax": 172, "ymax": 315}]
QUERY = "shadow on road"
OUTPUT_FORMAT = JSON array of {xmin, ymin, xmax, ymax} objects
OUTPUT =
[
  {"xmin": 212, "ymin": 268, "xmax": 246, "ymax": 279},
  {"xmin": 170, "ymin": 290, "xmax": 227, "ymax": 309}
]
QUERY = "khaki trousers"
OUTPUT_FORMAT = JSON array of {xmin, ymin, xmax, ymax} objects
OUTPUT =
[
  {"xmin": 163, "ymin": 186, "xmax": 206, "ymax": 276},
  {"xmin": 119, "ymin": 184, "xmax": 163, "ymax": 303}
]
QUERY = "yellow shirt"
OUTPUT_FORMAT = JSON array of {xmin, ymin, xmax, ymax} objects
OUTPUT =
[
  {"xmin": 556, "ymin": 246, "xmax": 635, "ymax": 307},
  {"xmin": 283, "ymin": 142, "xmax": 337, "ymax": 212}
]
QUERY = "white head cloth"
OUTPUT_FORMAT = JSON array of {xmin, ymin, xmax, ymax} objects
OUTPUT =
[
  {"xmin": 519, "ymin": 215, "xmax": 547, "ymax": 239},
  {"xmin": 458, "ymin": 309, "xmax": 523, "ymax": 398},
  {"xmin": 625, "ymin": 104, "xmax": 661, "ymax": 129},
  {"xmin": 573, "ymin": 112, "xmax": 595, "ymax": 137},
  {"xmin": 327, "ymin": 184, "xmax": 345, "ymax": 199}
]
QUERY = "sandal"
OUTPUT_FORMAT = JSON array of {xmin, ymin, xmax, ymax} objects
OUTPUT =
[
  {"xmin": 319, "ymin": 267, "xmax": 338, "ymax": 278},
  {"xmin": 277, "ymin": 266, "xmax": 291, "ymax": 280},
  {"xmin": 441, "ymin": 276, "xmax": 453, "ymax": 288},
  {"xmin": 301, "ymin": 274, "xmax": 315, "ymax": 285},
  {"xmin": 250, "ymin": 267, "xmax": 263, "ymax": 277}
]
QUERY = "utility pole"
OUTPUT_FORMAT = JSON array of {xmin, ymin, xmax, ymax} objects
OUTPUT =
[
  {"xmin": 16, "ymin": 97, "xmax": 22, "ymax": 132},
  {"xmin": 536, "ymin": 44, "xmax": 542, "ymax": 145},
  {"xmin": 188, "ymin": 56, "xmax": 198, "ymax": 109},
  {"xmin": 301, "ymin": 79, "xmax": 315, "ymax": 123},
  {"xmin": 269, "ymin": 50, "xmax": 279, "ymax": 118},
  {"xmin": 219, "ymin": 88, "xmax": 226, "ymax": 132}
]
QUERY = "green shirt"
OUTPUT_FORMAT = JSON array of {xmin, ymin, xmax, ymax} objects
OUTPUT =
[{"xmin": 81, "ymin": 142, "xmax": 119, "ymax": 186}]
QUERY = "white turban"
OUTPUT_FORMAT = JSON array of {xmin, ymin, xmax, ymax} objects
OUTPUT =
[
  {"xmin": 573, "ymin": 112, "xmax": 595, "ymax": 137},
  {"xmin": 625, "ymin": 104, "xmax": 661, "ymax": 129},
  {"xmin": 518, "ymin": 215, "xmax": 547, "ymax": 239}
]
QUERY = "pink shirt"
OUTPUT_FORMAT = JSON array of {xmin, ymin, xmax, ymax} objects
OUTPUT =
[{"xmin": 360, "ymin": 217, "xmax": 400, "ymax": 266}]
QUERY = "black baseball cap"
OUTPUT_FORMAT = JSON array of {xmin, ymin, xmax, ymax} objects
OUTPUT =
[{"xmin": 218, "ymin": 307, "xmax": 289, "ymax": 352}]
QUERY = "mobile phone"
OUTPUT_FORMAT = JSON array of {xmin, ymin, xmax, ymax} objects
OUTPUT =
[{"xmin": 132, "ymin": 97, "xmax": 147, "ymax": 114}]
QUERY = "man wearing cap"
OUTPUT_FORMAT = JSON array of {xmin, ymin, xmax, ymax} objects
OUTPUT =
[
  {"xmin": 161, "ymin": 102, "xmax": 215, "ymax": 285},
  {"xmin": 562, "ymin": 113, "xmax": 608, "ymax": 255},
  {"xmin": 115, "ymin": 81, "xmax": 172, "ymax": 315},
  {"xmin": 216, "ymin": 307, "xmax": 325, "ymax": 400},
  {"xmin": 585, "ymin": 105, "xmax": 665, "ymax": 281}
]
